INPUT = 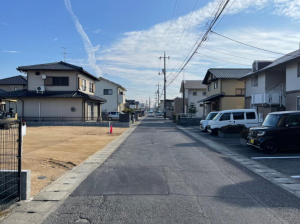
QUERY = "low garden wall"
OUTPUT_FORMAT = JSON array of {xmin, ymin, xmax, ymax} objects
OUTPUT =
[
  {"xmin": 178, "ymin": 117, "xmax": 201, "ymax": 126},
  {"xmin": 26, "ymin": 121, "xmax": 131, "ymax": 128}
]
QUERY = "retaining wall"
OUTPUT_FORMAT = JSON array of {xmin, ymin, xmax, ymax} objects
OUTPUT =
[{"xmin": 26, "ymin": 121, "xmax": 131, "ymax": 128}]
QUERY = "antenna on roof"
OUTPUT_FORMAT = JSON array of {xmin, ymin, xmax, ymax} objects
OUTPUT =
[{"xmin": 61, "ymin": 47, "xmax": 71, "ymax": 62}]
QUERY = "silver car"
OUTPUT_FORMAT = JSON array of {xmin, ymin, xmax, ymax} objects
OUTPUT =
[{"xmin": 108, "ymin": 112, "xmax": 123, "ymax": 121}]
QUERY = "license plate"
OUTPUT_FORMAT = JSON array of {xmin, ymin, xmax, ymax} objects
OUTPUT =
[{"xmin": 250, "ymin": 139, "xmax": 254, "ymax": 144}]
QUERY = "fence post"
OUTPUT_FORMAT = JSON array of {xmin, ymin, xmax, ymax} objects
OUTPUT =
[{"xmin": 18, "ymin": 120, "xmax": 22, "ymax": 201}]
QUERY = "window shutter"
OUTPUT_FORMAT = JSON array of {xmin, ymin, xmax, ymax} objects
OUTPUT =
[
  {"xmin": 78, "ymin": 78, "xmax": 82, "ymax": 89},
  {"xmin": 93, "ymin": 83, "xmax": 95, "ymax": 93}
]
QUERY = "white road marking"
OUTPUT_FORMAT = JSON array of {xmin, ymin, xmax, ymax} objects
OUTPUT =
[
  {"xmin": 291, "ymin": 176, "xmax": 300, "ymax": 179},
  {"xmin": 251, "ymin": 156, "xmax": 300, "ymax": 160}
]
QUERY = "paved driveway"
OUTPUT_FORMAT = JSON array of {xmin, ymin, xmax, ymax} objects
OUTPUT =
[{"xmin": 44, "ymin": 117, "xmax": 300, "ymax": 224}]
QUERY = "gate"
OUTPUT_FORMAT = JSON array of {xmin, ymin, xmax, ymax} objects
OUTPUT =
[{"xmin": 0, "ymin": 120, "xmax": 21, "ymax": 212}]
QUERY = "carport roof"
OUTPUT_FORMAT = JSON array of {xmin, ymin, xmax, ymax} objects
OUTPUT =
[
  {"xmin": 0, "ymin": 90, "xmax": 107, "ymax": 103},
  {"xmin": 197, "ymin": 92, "xmax": 224, "ymax": 102}
]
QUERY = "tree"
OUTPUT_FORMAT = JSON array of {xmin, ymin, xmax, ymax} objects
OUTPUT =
[{"xmin": 188, "ymin": 103, "xmax": 197, "ymax": 114}]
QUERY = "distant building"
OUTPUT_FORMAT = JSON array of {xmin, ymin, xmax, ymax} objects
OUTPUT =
[
  {"xmin": 95, "ymin": 77, "xmax": 126, "ymax": 112},
  {"xmin": 0, "ymin": 75, "xmax": 27, "ymax": 92},
  {"xmin": 180, "ymin": 80, "xmax": 206, "ymax": 117}
]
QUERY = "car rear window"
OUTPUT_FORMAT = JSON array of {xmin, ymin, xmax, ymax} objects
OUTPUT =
[
  {"xmin": 233, "ymin": 112, "xmax": 244, "ymax": 120},
  {"xmin": 246, "ymin": 112, "xmax": 256, "ymax": 119}
]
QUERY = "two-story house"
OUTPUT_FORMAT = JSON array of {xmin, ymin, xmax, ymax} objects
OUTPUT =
[
  {"xmin": 0, "ymin": 61, "xmax": 106, "ymax": 121},
  {"xmin": 180, "ymin": 80, "xmax": 206, "ymax": 117},
  {"xmin": 95, "ymin": 77, "xmax": 126, "ymax": 112},
  {"xmin": 240, "ymin": 49, "xmax": 300, "ymax": 120},
  {"xmin": 199, "ymin": 68, "xmax": 252, "ymax": 116},
  {"xmin": 0, "ymin": 75, "xmax": 27, "ymax": 92}
]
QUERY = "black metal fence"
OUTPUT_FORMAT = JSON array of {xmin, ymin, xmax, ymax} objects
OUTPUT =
[
  {"xmin": 0, "ymin": 120, "xmax": 21, "ymax": 212},
  {"xmin": 23, "ymin": 117, "xmax": 97, "ymax": 122}
]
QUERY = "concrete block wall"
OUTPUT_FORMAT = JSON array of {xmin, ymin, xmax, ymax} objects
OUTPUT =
[
  {"xmin": 26, "ymin": 121, "xmax": 131, "ymax": 128},
  {"xmin": 178, "ymin": 118, "xmax": 202, "ymax": 126}
]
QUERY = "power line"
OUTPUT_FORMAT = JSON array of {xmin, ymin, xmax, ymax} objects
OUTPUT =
[
  {"xmin": 210, "ymin": 30, "xmax": 289, "ymax": 56},
  {"xmin": 169, "ymin": 0, "xmax": 199, "ymax": 57},
  {"xmin": 195, "ymin": 52, "xmax": 250, "ymax": 66},
  {"xmin": 200, "ymin": 45, "xmax": 256, "ymax": 60},
  {"xmin": 163, "ymin": 0, "xmax": 178, "ymax": 51},
  {"xmin": 167, "ymin": 0, "xmax": 231, "ymax": 86}
]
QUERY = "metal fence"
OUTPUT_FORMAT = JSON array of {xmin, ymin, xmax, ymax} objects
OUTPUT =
[{"xmin": 0, "ymin": 120, "xmax": 21, "ymax": 212}]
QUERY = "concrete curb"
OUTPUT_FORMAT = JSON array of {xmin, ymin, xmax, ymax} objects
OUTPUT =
[
  {"xmin": 0, "ymin": 120, "xmax": 143, "ymax": 224},
  {"xmin": 178, "ymin": 126, "xmax": 300, "ymax": 199}
]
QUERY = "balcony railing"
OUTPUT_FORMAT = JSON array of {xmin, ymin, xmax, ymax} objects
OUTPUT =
[{"xmin": 251, "ymin": 92, "xmax": 285, "ymax": 106}]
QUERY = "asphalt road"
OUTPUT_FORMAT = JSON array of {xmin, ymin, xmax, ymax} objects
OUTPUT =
[
  {"xmin": 43, "ymin": 117, "xmax": 300, "ymax": 224},
  {"xmin": 189, "ymin": 127, "xmax": 300, "ymax": 179}
]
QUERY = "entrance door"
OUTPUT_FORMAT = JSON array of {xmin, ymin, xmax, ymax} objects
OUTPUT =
[{"xmin": 87, "ymin": 103, "xmax": 93, "ymax": 120}]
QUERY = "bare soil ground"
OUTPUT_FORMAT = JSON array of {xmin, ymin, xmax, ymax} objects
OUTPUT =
[{"xmin": 22, "ymin": 126, "xmax": 127, "ymax": 196}]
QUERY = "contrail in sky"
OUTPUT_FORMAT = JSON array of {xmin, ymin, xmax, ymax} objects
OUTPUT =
[{"xmin": 63, "ymin": 0, "xmax": 102, "ymax": 77}]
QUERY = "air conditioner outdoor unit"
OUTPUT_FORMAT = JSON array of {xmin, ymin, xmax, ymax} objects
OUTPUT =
[{"xmin": 36, "ymin": 86, "xmax": 45, "ymax": 93}]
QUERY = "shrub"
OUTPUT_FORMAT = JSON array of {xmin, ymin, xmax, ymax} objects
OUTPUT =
[
  {"xmin": 219, "ymin": 124, "xmax": 245, "ymax": 134},
  {"xmin": 240, "ymin": 128, "xmax": 249, "ymax": 140}
]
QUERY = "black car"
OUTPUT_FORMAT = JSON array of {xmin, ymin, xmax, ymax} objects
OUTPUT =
[{"xmin": 247, "ymin": 111, "xmax": 300, "ymax": 154}]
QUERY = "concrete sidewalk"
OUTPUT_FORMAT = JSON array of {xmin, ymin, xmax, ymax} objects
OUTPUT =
[{"xmin": 37, "ymin": 118, "xmax": 300, "ymax": 223}]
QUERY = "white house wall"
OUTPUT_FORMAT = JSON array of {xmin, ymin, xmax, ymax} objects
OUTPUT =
[
  {"xmin": 187, "ymin": 89, "xmax": 206, "ymax": 117},
  {"xmin": 245, "ymin": 72, "xmax": 266, "ymax": 97},
  {"xmin": 286, "ymin": 61, "xmax": 300, "ymax": 92},
  {"xmin": 95, "ymin": 79, "xmax": 125, "ymax": 112}
]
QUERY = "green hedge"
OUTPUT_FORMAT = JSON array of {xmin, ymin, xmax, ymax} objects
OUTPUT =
[{"xmin": 219, "ymin": 124, "xmax": 245, "ymax": 134}]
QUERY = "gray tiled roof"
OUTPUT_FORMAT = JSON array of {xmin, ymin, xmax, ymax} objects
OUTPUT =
[
  {"xmin": 17, "ymin": 61, "xmax": 99, "ymax": 81},
  {"xmin": 0, "ymin": 75, "xmax": 27, "ymax": 85},
  {"xmin": 99, "ymin": 77, "xmax": 126, "ymax": 90},
  {"xmin": 240, "ymin": 49, "xmax": 300, "ymax": 79},
  {"xmin": 180, "ymin": 80, "xmax": 205, "ymax": 92},
  {"xmin": 203, "ymin": 68, "xmax": 252, "ymax": 84},
  {"xmin": 0, "ymin": 90, "xmax": 106, "ymax": 103},
  {"xmin": 198, "ymin": 92, "xmax": 225, "ymax": 102}
]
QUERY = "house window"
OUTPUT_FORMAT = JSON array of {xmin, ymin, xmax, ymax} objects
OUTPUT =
[
  {"xmin": 203, "ymin": 92, "xmax": 206, "ymax": 96},
  {"xmin": 45, "ymin": 77, "xmax": 69, "ymax": 86},
  {"xmin": 235, "ymin": 88, "xmax": 245, "ymax": 96},
  {"xmin": 200, "ymin": 104, "xmax": 203, "ymax": 107},
  {"xmin": 298, "ymin": 61, "xmax": 300, "ymax": 77},
  {"xmin": 251, "ymin": 75, "xmax": 258, "ymax": 87},
  {"xmin": 208, "ymin": 85, "xmax": 211, "ymax": 91},
  {"xmin": 81, "ymin": 79, "xmax": 86, "ymax": 91},
  {"xmin": 89, "ymin": 82, "xmax": 94, "ymax": 93},
  {"xmin": 214, "ymin": 82, "xmax": 218, "ymax": 89},
  {"xmin": 104, "ymin": 89, "xmax": 113, "ymax": 95},
  {"xmin": 297, "ymin": 97, "xmax": 300, "ymax": 110},
  {"xmin": 193, "ymin": 92, "xmax": 197, "ymax": 96}
]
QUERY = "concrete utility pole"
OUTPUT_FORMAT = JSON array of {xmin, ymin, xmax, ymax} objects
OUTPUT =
[
  {"xmin": 159, "ymin": 51, "xmax": 170, "ymax": 120},
  {"xmin": 149, "ymin": 96, "xmax": 151, "ymax": 111},
  {"xmin": 182, "ymin": 69, "xmax": 185, "ymax": 113},
  {"xmin": 156, "ymin": 83, "xmax": 160, "ymax": 109}
]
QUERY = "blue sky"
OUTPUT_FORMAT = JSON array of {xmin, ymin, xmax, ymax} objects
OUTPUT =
[{"xmin": 1, "ymin": 0, "xmax": 300, "ymax": 106}]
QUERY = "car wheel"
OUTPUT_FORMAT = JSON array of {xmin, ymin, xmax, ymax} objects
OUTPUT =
[
  {"xmin": 263, "ymin": 141, "xmax": 278, "ymax": 154},
  {"xmin": 108, "ymin": 117, "xmax": 112, "ymax": 121}
]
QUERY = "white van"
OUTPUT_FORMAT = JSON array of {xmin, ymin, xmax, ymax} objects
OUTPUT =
[
  {"xmin": 207, "ymin": 109, "xmax": 259, "ymax": 134},
  {"xmin": 200, "ymin": 112, "xmax": 219, "ymax": 131}
]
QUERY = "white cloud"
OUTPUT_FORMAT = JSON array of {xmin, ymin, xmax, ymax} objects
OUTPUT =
[
  {"xmin": 91, "ymin": 0, "xmax": 300, "ymax": 101},
  {"xmin": 54, "ymin": 38, "xmax": 58, "ymax": 41},
  {"xmin": 3, "ymin": 50, "xmax": 21, "ymax": 53},
  {"xmin": 63, "ymin": 0, "xmax": 102, "ymax": 77},
  {"xmin": 93, "ymin": 29, "xmax": 101, "ymax": 33}
]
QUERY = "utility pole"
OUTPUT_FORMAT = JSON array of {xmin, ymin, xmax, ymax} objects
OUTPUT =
[
  {"xmin": 149, "ymin": 96, "xmax": 151, "ymax": 111},
  {"xmin": 159, "ymin": 51, "xmax": 170, "ymax": 120},
  {"xmin": 182, "ymin": 69, "xmax": 185, "ymax": 113},
  {"xmin": 156, "ymin": 83, "xmax": 160, "ymax": 110}
]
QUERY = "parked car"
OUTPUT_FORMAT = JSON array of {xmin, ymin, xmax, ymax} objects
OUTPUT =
[
  {"xmin": 107, "ymin": 111, "xmax": 123, "ymax": 121},
  {"xmin": 148, "ymin": 112, "xmax": 154, "ymax": 117},
  {"xmin": 200, "ymin": 112, "xmax": 219, "ymax": 131},
  {"xmin": 247, "ymin": 111, "xmax": 300, "ymax": 154},
  {"xmin": 156, "ymin": 111, "xmax": 163, "ymax": 116},
  {"xmin": 207, "ymin": 109, "xmax": 258, "ymax": 135}
]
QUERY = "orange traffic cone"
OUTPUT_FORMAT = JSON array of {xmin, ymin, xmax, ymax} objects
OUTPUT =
[{"xmin": 110, "ymin": 125, "xmax": 113, "ymax": 134}]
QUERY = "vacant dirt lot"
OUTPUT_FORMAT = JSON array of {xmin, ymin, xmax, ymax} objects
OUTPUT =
[{"xmin": 22, "ymin": 126, "xmax": 127, "ymax": 196}]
